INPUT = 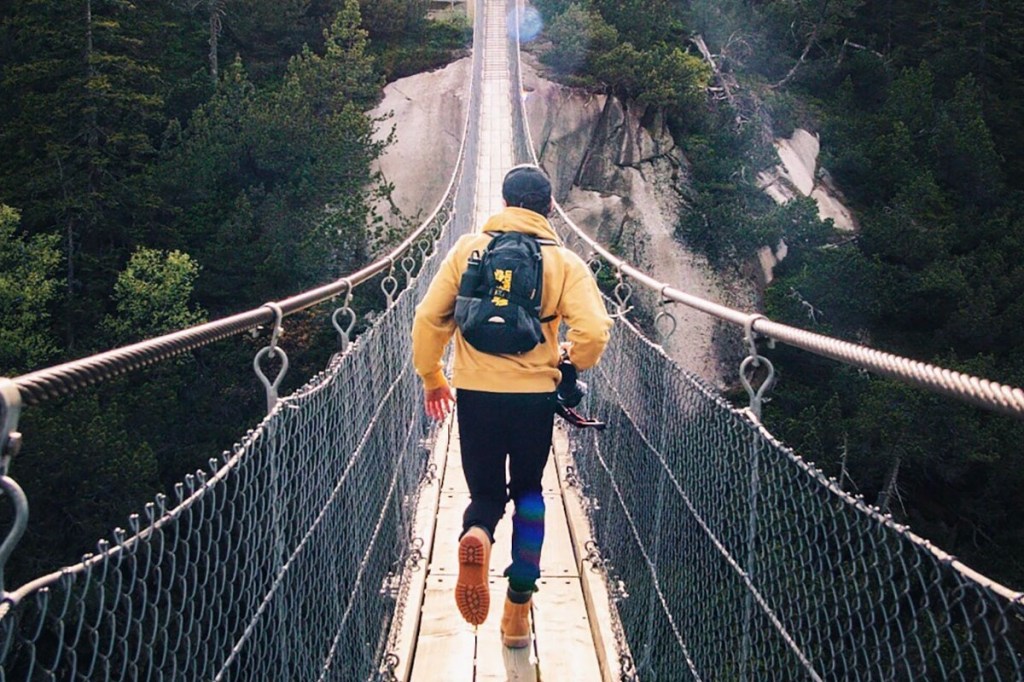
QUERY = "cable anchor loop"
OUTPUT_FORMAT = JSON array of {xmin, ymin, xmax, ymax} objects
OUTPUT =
[
  {"xmin": 401, "ymin": 255, "xmax": 416, "ymax": 281},
  {"xmin": 254, "ymin": 303, "xmax": 289, "ymax": 414},
  {"xmin": 331, "ymin": 281, "xmax": 356, "ymax": 353},
  {"xmin": 612, "ymin": 269, "xmax": 633, "ymax": 318},
  {"xmin": 0, "ymin": 380, "xmax": 22, "ymax": 478},
  {"xmin": 654, "ymin": 310, "xmax": 677, "ymax": 343},
  {"xmin": 739, "ymin": 314, "xmax": 773, "ymax": 422},
  {"xmin": 652, "ymin": 287, "xmax": 678, "ymax": 342},
  {"xmin": 0, "ymin": 378, "xmax": 26, "ymax": 595},
  {"xmin": 381, "ymin": 269, "xmax": 399, "ymax": 309}
]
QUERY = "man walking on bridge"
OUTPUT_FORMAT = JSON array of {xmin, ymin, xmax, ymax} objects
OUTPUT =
[{"xmin": 412, "ymin": 164, "xmax": 612, "ymax": 647}]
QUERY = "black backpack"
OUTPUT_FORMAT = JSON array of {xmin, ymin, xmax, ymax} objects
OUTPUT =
[{"xmin": 454, "ymin": 231, "xmax": 557, "ymax": 354}]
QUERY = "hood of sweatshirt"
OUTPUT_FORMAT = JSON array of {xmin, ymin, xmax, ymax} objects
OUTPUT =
[{"xmin": 478, "ymin": 206, "xmax": 562, "ymax": 244}]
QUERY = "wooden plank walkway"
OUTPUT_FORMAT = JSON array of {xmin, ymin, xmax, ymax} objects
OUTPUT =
[
  {"xmin": 386, "ymin": 2, "xmax": 629, "ymax": 679},
  {"xmin": 407, "ymin": 418, "xmax": 606, "ymax": 682}
]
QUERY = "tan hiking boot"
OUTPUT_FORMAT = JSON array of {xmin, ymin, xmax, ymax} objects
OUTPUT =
[
  {"xmin": 500, "ymin": 596, "xmax": 532, "ymax": 648},
  {"xmin": 455, "ymin": 526, "xmax": 491, "ymax": 625}
]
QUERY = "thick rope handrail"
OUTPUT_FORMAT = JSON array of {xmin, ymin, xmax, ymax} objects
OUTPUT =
[
  {"xmin": 7, "ymin": 54, "xmax": 476, "ymax": 409},
  {"xmin": 507, "ymin": 5, "xmax": 1024, "ymax": 420}
]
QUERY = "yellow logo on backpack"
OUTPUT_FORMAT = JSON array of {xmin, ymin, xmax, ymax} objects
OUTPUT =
[{"xmin": 492, "ymin": 269, "xmax": 512, "ymax": 306}]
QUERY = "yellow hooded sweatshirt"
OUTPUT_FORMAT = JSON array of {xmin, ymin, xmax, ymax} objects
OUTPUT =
[{"xmin": 412, "ymin": 207, "xmax": 613, "ymax": 393}]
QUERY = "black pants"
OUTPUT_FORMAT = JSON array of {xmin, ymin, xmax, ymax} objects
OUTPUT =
[{"xmin": 456, "ymin": 389, "xmax": 556, "ymax": 593}]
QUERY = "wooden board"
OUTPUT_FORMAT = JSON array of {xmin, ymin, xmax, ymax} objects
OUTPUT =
[
  {"xmin": 431, "ymin": 474, "xmax": 578, "ymax": 579},
  {"xmin": 410, "ymin": 574, "xmax": 477, "ymax": 681},
  {"xmin": 413, "ymin": 432, "xmax": 609, "ymax": 681},
  {"xmin": 552, "ymin": 425, "xmax": 630, "ymax": 682},
  {"xmin": 532, "ymin": 578, "xmax": 603, "ymax": 681},
  {"xmin": 387, "ymin": 416, "xmax": 453, "ymax": 682},
  {"xmin": 411, "ymin": 576, "xmax": 541, "ymax": 682}
]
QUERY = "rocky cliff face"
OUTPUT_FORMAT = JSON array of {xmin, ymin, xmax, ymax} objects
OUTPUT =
[
  {"xmin": 756, "ymin": 128, "xmax": 857, "ymax": 282},
  {"xmin": 368, "ymin": 57, "xmax": 470, "ymax": 233},
  {"xmin": 521, "ymin": 58, "xmax": 740, "ymax": 385}
]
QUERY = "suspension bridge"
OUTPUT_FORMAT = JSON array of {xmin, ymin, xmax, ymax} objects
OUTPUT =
[{"xmin": 0, "ymin": 0, "xmax": 1022, "ymax": 679}]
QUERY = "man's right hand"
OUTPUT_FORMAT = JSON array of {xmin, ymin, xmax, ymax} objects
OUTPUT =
[{"xmin": 424, "ymin": 386, "xmax": 456, "ymax": 421}]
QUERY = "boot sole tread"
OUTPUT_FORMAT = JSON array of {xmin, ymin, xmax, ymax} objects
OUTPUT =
[{"xmin": 455, "ymin": 533, "xmax": 490, "ymax": 625}]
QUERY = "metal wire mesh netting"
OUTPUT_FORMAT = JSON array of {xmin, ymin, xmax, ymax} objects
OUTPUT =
[
  {"xmin": 0, "ymin": 201, "xmax": 476, "ymax": 682},
  {"xmin": 0, "ymin": 297, "xmax": 402, "ymax": 679},
  {"xmin": 567, "ymin": 312, "xmax": 1024, "ymax": 680}
]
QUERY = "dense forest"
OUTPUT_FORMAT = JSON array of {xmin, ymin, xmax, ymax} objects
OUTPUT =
[
  {"xmin": 2, "ymin": 0, "xmax": 1023, "ymax": 595},
  {"xmin": 530, "ymin": 0, "xmax": 1024, "ymax": 588},
  {"xmin": 0, "ymin": 0, "xmax": 468, "ymax": 585}
]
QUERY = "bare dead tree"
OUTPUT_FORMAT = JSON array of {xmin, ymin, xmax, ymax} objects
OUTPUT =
[{"xmin": 172, "ymin": 0, "xmax": 227, "ymax": 84}]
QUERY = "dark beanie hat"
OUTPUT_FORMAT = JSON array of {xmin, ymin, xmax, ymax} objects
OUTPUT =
[{"xmin": 502, "ymin": 165, "xmax": 552, "ymax": 216}]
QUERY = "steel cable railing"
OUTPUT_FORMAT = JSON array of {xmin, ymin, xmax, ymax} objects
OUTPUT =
[
  {"xmin": 506, "ymin": 4, "xmax": 1024, "ymax": 422},
  {"xmin": 508, "ymin": 1, "xmax": 1024, "ymax": 679},
  {"xmin": 0, "ymin": 1, "xmax": 484, "ymax": 678}
]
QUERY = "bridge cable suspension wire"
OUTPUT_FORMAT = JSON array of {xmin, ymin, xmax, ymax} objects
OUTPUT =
[
  {"xmin": 509, "ymin": 2, "xmax": 1022, "ymax": 679},
  {"xmin": 506, "ymin": 3, "xmax": 1024, "ymax": 421},
  {"xmin": 0, "ymin": 0, "xmax": 483, "ymax": 623}
]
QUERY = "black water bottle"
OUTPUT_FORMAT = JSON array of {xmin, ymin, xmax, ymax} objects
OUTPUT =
[{"xmin": 459, "ymin": 250, "xmax": 483, "ymax": 297}]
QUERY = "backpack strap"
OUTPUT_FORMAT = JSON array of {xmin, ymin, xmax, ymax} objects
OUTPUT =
[{"xmin": 533, "ymin": 237, "xmax": 559, "ymax": 321}]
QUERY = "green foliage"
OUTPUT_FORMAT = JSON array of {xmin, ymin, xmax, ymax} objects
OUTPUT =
[
  {"xmin": 531, "ymin": 0, "xmax": 576, "ymax": 20},
  {"xmin": 593, "ymin": 41, "xmax": 711, "ymax": 110},
  {"xmin": 358, "ymin": 0, "xmax": 429, "ymax": 39},
  {"xmin": 677, "ymin": 124, "xmax": 830, "ymax": 264},
  {"xmin": 310, "ymin": 0, "xmax": 382, "ymax": 110},
  {"xmin": 0, "ymin": 0, "xmax": 405, "ymax": 583},
  {"xmin": 0, "ymin": 0, "xmax": 165, "ymax": 344},
  {"xmin": 157, "ymin": 15, "xmax": 385, "ymax": 312},
  {"xmin": 8, "ymin": 391, "xmax": 160, "ymax": 583},
  {"xmin": 537, "ymin": 3, "xmax": 710, "ymax": 120},
  {"xmin": 540, "ymin": 4, "xmax": 618, "ymax": 79},
  {"xmin": 667, "ymin": 0, "xmax": 1024, "ymax": 588},
  {"xmin": 205, "ymin": 0, "xmax": 358, "ymax": 83},
  {"xmin": 102, "ymin": 248, "xmax": 206, "ymax": 345},
  {"xmin": 765, "ymin": 246, "xmax": 880, "ymax": 337},
  {"xmin": 364, "ymin": 9, "xmax": 471, "ymax": 82},
  {"xmin": 0, "ymin": 205, "xmax": 61, "ymax": 375},
  {"xmin": 591, "ymin": 0, "xmax": 685, "ymax": 46},
  {"xmin": 628, "ymin": 45, "xmax": 710, "ymax": 112}
]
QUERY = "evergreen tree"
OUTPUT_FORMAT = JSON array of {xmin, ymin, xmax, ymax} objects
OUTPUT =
[
  {"xmin": 0, "ymin": 0, "xmax": 164, "ymax": 348},
  {"xmin": 159, "ymin": 0, "xmax": 384, "ymax": 314},
  {"xmin": 101, "ymin": 247, "xmax": 206, "ymax": 345},
  {"xmin": 0, "ymin": 205, "xmax": 62, "ymax": 375}
]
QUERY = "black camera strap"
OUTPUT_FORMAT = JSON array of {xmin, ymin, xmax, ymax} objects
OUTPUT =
[{"xmin": 556, "ymin": 404, "xmax": 606, "ymax": 431}]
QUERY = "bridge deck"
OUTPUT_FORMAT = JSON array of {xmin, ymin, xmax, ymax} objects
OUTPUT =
[
  {"xmin": 389, "ymin": 3, "xmax": 620, "ymax": 679},
  {"xmin": 406, "ymin": 421, "xmax": 608, "ymax": 681}
]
